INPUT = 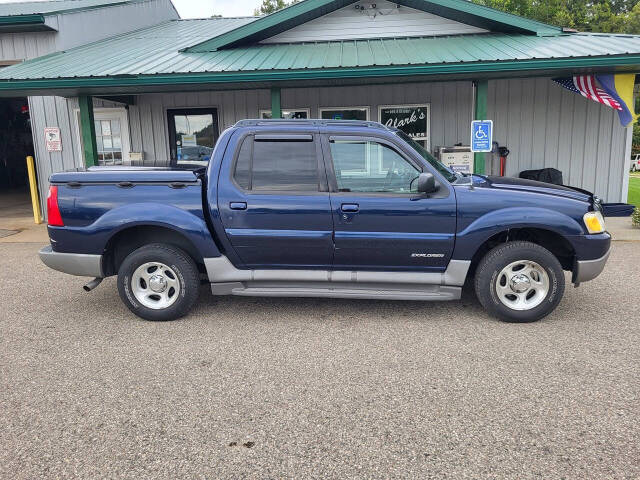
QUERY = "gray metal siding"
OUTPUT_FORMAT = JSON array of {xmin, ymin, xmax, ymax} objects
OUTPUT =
[
  {"xmin": 282, "ymin": 81, "xmax": 473, "ymax": 149},
  {"xmin": 33, "ymin": 77, "xmax": 630, "ymax": 215},
  {"xmin": 27, "ymin": 0, "xmax": 180, "ymax": 214},
  {"xmin": 127, "ymin": 81, "xmax": 473, "ymax": 165},
  {"xmin": 54, "ymin": 0, "xmax": 178, "ymax": 50},
  {"xmin": 487, "ymin": 77, "xmax": 629, "ymax": 202},
  {"xmin": 0, "ymin": 0, "xmax": 177, "ymax": 62},
  {"xmin": 261, "ymin": 0, "xmax": 487, "ymax": 43},
  {"xmin": 0, "ymin": 32, "xmax": 57, "ymax": 61},
  {"xmin": 128, "ymin": 89, "xmax": 273, "ymax": 164}
]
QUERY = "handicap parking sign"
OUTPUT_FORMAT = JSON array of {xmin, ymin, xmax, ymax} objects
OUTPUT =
[{"xmin": 471, "ymin": 120, "xmax": 493, "ymax": 152}]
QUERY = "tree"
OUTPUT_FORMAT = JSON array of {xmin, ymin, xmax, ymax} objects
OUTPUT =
[
  {"xmin": 472, "ymin": 0, "xmax": 640, "ymax": 154},
  {"xmin": 254, "ymin": 0, "xmax": 299, "ymax": 16},
  {"xmin": 471, "ymin": 0, "xmax": 640, "ymax": 34}
]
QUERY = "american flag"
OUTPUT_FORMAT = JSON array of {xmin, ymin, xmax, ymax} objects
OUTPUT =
[{"xmin": 553, "ymin": 76, "xmax": 622, "ymax": 111}]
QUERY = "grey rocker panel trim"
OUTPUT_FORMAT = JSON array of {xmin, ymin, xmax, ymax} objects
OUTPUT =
[
  {"xmin": 39, "ymin": 245, "xmax": 103, "ymax": 278},
  {"xmin": 204, "ymin": 256, "xmax": 471, "ymax": 287}
]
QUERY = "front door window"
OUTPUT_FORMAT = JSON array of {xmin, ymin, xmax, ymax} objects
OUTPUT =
[
  {"xmin": 329, "ymin": 139, "xmax": 420, "ymax": 193},
  {"xmin": 168, "ymin": 108, "xmax": 219, "ymax": 166}
]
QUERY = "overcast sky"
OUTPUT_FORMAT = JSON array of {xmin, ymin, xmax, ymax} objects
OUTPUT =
[{"xmin": 0, "ymin": 0, "xmax": 262, "ymax": 18}]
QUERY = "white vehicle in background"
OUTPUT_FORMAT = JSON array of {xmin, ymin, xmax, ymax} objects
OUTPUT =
[{"xmin": 631, "ymin": 154, "xmax": 640, "ymax": 172}]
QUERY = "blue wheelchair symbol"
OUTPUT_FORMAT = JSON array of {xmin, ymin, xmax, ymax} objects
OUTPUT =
[{"xmin": 471, "ymin": 120, "xmax": 493, "ymax": 152}]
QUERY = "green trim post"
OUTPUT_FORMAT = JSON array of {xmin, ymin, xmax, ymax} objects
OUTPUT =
[
  {"xmin": 271, "ymin": 87, "xmax": 282, "ymax": 119},
  {"xmin": 473, "ymin": 79, "xmax": 488, "ymax": 174},
  {"xmin": 78, "ymin": 95, "xmax": 97, "ymax": 167}
]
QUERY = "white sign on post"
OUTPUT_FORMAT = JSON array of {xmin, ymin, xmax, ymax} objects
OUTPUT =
[{"xmin": 44, "ymin": 127, "xmax": 62, "ymax": 152}]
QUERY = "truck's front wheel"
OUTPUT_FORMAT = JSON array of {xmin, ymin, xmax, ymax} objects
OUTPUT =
[
  {"xmin": 474, "ymin": 241, "xmax": 565, "ymax": 323},
  {"xmin": 117, "ymin": 243, "xmax": 200, "ymax": 321}
]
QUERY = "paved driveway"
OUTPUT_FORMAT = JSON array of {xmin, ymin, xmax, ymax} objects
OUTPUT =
[{"xmin": 1, "ymin": 242, "xmax": 639, "ymax": 479}]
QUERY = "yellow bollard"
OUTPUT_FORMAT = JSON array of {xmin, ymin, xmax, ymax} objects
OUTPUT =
[{"xmin": 26, "ymin": 156, "xmax": 42, "ymax": 224}]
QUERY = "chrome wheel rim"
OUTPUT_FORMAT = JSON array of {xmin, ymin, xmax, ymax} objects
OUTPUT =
[
  {"xmin": 495, "ymin": 260, "xmax": 549, "ymax": 311},
  {"xmin": 131, "ymin": 262, "xmax": 180, "ymax": 310}
]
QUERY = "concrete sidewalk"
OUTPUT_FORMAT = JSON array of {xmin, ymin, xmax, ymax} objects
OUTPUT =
[
  {"xmin": 606, "ymin": 216, "xmax": 640, "ymax": 241},
  {"xmin": 0, "ymin": 190, "xmax": 48, "ymax": 244}
]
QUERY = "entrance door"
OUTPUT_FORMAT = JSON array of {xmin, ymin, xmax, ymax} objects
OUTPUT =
[
  {"xmin": 217, "ymin": 131, "xmax": 333, "ymax": 269},
  {"xmin": 168, "ymin": 108, "xmax": 219, "ymax": 167},
  {"xmin": 76, "ymin": 108, "xmax": 131, "ymax": 166},
  {"xmin": 323, "ymin": 135, "xmax": 457, "ymax": 271}
]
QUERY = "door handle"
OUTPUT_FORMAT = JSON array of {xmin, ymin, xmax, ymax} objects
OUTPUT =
[
  {"xmin": 229, "ymin": 202, "xmax": 247, "ymax": 210},
  {"xmin": 341, "ymin": 203, "xmax": 359, "ymax": 212}
]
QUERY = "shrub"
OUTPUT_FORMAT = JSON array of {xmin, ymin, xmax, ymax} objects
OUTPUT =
[{"xmin": 632, "ymin": 206, "xmax": 640, "ymax": 228}]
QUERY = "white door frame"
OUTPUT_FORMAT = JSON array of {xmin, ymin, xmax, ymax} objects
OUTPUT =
[{"xmin": 74, "ymin": 107, "xmax": 131, "ymax": 165}]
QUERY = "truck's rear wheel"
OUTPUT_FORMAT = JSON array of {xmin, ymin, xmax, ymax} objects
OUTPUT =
[
  {"xmin": 117, "ymin": 243, "xmax": 200, "ymax": 321},
  {"xmin": 474, "ymin": 241, "xmax": 565, "ymax": 323}
]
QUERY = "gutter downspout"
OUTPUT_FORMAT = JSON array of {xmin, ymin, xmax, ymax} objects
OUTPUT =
[{"xmin": 473, "ymin": 79, "xmax": 488, "ymax": 175}]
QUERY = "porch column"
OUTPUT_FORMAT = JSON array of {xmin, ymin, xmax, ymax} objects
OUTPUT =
[
  {"xmin": 271, "ymin": 87, "xmax": 282, "ymax": 119},
  {"xmin": 473, "ymin": 80, "xmax": 488, "ymax": 174},
  {"xmin": 78, "ymin": 95, "xmax": 98, "ymax": 167}
]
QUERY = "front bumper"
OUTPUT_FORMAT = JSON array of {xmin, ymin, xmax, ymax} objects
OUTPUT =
[
  {"xmin": 39, "ymin": 245, "xmax": 103, "ymax": 277},
  {"xmin": 573, "ymin": 246, "xmax": 611, "ymax": 284}
]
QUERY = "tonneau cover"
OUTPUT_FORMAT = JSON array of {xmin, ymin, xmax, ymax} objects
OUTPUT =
[{"xmin": 50, "ymin": 166, "xmax": 201, "ymax": 184}]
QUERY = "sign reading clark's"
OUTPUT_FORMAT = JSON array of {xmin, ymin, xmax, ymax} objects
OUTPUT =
[{"xmin": 378, "ymin": 104, "xmax": 430, "ymax": 150}]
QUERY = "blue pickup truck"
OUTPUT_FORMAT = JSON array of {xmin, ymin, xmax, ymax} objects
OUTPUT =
[{"xmin": 40, "ymin": 119, "xmax": 611, "ymax": 323}]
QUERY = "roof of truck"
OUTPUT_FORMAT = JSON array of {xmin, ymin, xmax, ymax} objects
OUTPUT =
[{"xmin": 234, "ymin": 119, "xmax": 393, "ymax": 130}]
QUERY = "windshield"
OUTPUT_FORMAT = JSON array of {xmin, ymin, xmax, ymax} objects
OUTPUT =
[{"xmin": 395, "ymin": 131, "xmax": 458, "ymax": 183}]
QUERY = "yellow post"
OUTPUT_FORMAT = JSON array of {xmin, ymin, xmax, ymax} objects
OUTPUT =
[{"xmin": 26, "ymin": 156, "xmax": 42, "ymax": 224}]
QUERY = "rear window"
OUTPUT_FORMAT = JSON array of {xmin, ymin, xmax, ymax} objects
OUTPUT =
[{"xmin": 233, "ymin": 136, "xmax": 319, "ymax": 192}]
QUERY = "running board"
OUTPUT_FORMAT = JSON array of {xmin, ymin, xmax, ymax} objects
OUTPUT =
[
  {"xmin": 211, "ymin": 281, "xmax": 461, "ymax": 301},
  {"xmin": 203, "ymin": 256, "xmax": 471, "ymax": 287}
]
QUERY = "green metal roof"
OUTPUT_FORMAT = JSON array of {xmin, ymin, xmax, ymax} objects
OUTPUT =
[
  {"xmin": 186, "ymin": 0, "xmax": 561, "ymax": 53},
  {"xmin": 0, "ymin": 17, "xmax": 639, "ymax": 94},
  {"xmin": 0, "ymin": 0, "xmax": 140, "ymax": 17}
]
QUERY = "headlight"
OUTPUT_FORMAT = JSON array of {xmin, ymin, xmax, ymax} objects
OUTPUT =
[{"xmin": 583, "ymin": 211, "xmax": 605, "ymax": 234}]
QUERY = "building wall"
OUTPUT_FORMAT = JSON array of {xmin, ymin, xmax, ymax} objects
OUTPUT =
[
  {"xmin": 127, "ymin": 89, "xmax": 273, "ymax": 164},
  {"xmin": 0, "ymin": 0, "xmax": 177, "ymax": 63},
  {"xmin": 25, "ymin": 0, "xmax": 179, "ymax": 210},
  {"xmin": 33, "ymin": 76, "xmax": 631, "ymax": 210},
  {"xmin": 0, "ymin": 32, "xmax": 57, "ymax": 62},
  {"xmin": 53, "ymin": 0, "xmax": 179, "ymax": 51},
  {"xmin": 126, "ymin": 81, "xmax": 473, "ymax": 165},
  {"xmin": 261, "ymin": 0, "xmax": 487, "ymax": 43},
  {"xmin": 487, "ymin": 77, "xmax": 631, "ymax": 202}
]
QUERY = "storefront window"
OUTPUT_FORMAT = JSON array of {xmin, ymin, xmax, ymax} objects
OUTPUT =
[
  {"xmin": 319, "ymin": 107, "xmax": 369, "ymax": 121},
  {"xmin": 168, "ymin": 108, "xmax": 219, "ymax": 166},
  {"xmin": 260, "ymin": 109, "xmax": 309, "ymax": 119}
]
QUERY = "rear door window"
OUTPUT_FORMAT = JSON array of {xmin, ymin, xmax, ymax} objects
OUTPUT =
[{"xmin": 233, "ymin": 135, "xmax": 321, "ymax": 192}]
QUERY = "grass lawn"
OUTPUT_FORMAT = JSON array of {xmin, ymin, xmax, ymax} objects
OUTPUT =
[{"xmin": 628, "ymin": 175, "xmax": 640, "ymax": 209}]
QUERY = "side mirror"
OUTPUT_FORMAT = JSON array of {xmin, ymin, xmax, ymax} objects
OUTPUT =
[{"xmin": 417, "ymin": 172, "xmax": 437, "ymax": 194}]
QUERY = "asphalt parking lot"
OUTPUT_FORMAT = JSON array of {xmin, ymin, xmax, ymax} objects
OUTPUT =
[{"xmin": 1, "ymin": 241, "xmax": 639, "ymax": 479}]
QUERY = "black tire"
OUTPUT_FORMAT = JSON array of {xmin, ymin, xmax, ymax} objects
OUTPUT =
[
  {"xmin": 117, "ymin": 243, "xmax": 200, "ymax": 321},
  {"xmin": 474, "ymin": 241, "xmax": 565, "ymax": 323}
]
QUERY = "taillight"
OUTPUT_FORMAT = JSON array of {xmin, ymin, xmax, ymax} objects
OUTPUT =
[{"xmin": 47, "ymin": 185, "xmax": 64, "ymax": 227}]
